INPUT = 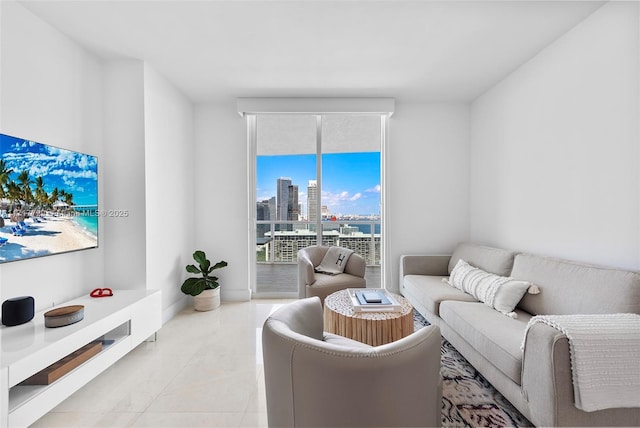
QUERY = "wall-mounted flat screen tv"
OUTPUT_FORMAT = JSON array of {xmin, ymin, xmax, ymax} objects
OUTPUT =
[{"xmin": 0, "ymin": 133, "xmax": 98, "ymax": 264}]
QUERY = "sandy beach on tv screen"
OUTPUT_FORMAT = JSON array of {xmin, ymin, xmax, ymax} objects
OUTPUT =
[{"xmin": 0, "ymin": 216, "xmax": 97, "ymax": 263}]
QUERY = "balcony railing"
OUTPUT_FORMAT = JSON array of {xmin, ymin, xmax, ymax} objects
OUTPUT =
[{"xmin": 256, "ymin": 220, "xmax": 381, "ymax": 265}]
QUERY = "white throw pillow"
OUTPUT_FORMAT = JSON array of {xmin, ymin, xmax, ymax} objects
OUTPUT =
[
  {"xmin": 448, "ymin": 259, "xmax": 531, "ymax": 318},
  {"xmin": 315, "ymin": 247, "xmax": 354, "ymax": 275}
]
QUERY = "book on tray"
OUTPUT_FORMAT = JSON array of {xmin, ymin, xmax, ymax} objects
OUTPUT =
[
  {"xmin": 355, "ymin": 291, "xmax": 391, "ymax": 305},
  {"xmin": 348, "ymin": 289, "xmax": 402, "ymax": 312}
]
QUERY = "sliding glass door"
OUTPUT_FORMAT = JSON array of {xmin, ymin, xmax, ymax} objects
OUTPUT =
[
  {"xmin": 321, "ymin": 116, "xmax": 381, "ymax": 266},
  {"xmin": 251, "ymin": 114, "xmax": 383, "ymax": 297},
  {"xmin": 255, "ymin": 114, "xmax": 317, "ymax": 294}
]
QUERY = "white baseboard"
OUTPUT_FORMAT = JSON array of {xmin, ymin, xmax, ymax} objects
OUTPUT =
[
  {"xmin": 162, "ymin": 295, "xmax": 189, "ymax": 324},
  {"xmin": 161, "ymin": 290, "xmax": 251, "ymax": 322}
]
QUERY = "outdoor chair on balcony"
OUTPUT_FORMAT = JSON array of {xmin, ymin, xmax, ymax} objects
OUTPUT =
[{"xmin": 298, "ymin": 245, "xmax": 366, "ymax": 302}]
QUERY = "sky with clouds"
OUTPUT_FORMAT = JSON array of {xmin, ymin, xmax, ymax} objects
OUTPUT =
[
  {"xmin": 0, "ymin": 134, "xmax": 98, "ymax": 206},
  {"xmin": 257, "ymin": 152, "xmax": 380, "ymax": 217}
]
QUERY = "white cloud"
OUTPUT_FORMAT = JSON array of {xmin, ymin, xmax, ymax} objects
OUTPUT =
[
  {"xmin": 365, "ymin": 184, "xmax": 381, "ymax": 193},
  {"xmin": 28, "ymin": 164, "xmax": 50, "ymax": 178},
  {"xmin": 50, "ymin": 169, "xmax": 97, "ymax": 180},
  {"xmin": 77, "ymin": 155, "xmax": 89, "ymax": 169},
  {"xmin": 321, "ymin": 190, "xmax": 359, "ymax": 207},
  {"xmin": 63, "ymin": 176, "xmax": 76, "ymax": 189},
  {"xmin": 4, "ymin": 149, "xmax": 96, "ymax": 180}
]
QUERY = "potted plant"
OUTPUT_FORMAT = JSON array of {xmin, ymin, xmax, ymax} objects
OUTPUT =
[{"xmin": 181, "ymin": 250, "xmax": 228, "ymax": 311}]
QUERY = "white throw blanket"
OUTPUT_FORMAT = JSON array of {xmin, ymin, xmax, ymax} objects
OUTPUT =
[
  {"xmin": 315, "ymin": 247, "xmax": 353, "ymax": 275},
  {"xmin": 521, "ymin": 313, "xmax": 640, "ymax": 412}
]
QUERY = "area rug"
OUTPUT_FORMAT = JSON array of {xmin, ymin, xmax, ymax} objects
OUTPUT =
[{"xmin": 414, "ymin": 311, "xmax": 533, "ymax": 428}]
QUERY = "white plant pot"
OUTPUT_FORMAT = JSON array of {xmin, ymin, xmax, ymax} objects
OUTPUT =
[{"xmin": 194, "ymin": 288, "xmax": 221, "ymax": 311}]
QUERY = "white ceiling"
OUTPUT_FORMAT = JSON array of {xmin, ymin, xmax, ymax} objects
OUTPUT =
[{"xmin": 19, "ymin": 0, "xmax": 605, "ymax": 104}]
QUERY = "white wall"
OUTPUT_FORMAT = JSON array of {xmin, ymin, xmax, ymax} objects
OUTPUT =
[
  {"xmin": 102, "ymin": 61, "xmax": 147, "ymax": 290},
  {"xmin": 103, "ymin": 62, "xmax": 197, "ymax": 319},
  {"xmin": 143, "ymin": 64, "xmax": 194, "ymax": 318},
  {"xmin": 194, "ymin": 102, "xmax": 470, "ymax": 297},
  {"xmin": 387, "ymin": 102, "xmax": 470, "ymax": 291},
  {"xmin": 194, "ymin": 104, "xmax": 248, "ymax": 301},
  {"xmin": 0, "ymin": 3, "xmax": 196, "ymax": 321},
  {"xmin": 470, "ymin": 2, "xmax": 640, "ymax": 270},
  {"xmin": 0, "ymin": 1, "xmax": 104, "ymax": 310}
]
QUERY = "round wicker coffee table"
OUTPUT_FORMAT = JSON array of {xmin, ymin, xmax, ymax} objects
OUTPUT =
[{"xmin": 323, "ymin": 289, "xmax": 414, "ymax": 346}]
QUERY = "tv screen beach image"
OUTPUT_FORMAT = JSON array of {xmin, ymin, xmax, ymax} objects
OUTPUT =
[{"xmin": 0, "ymin": 134, "xmax": 98, "ymax": 263}]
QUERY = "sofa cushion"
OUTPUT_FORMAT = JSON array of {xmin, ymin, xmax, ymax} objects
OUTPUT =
[
  {"xmin": 448, "ymin": 242, "xmax": 517, "ymax": 277},
  {"xmin": 439, "ymin": 300, "xmax": 532, "ymax": 385},
  {"xmin": 513, "ymin": 253, "xmax": 640, "ymax": 315},
  {"xmin": 403, "ymin": 275, "xmax": 477, "ymax": 316},
  {"xmin": 449, "ymin": 259, "xmax": 531, "ymax": 317}
]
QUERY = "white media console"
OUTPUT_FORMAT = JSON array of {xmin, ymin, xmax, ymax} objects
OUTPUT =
[{"xmin": 0, "ymin": 289, "xmax": 162, "ymax": 427}]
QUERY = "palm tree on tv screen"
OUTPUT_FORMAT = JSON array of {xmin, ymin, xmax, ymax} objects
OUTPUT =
[
  {"xmin": 6, "ymin": 181, "xmax": 20, "ymax": 212},
  {"xmin": 34, "ymin": 176, "xmax": 48, "ymax": 214},
  {"xmin": 63, "ymin": 192, "xmax": 74, "ymax": 208},
  {"xmin": 17, "ymin": 170, "xmax": 33, "ymax": 208},
  {"xmin": 49, "ymin": 188, "xmax": 59, "ymax": 207},
  {"xmin": 0, "ymin": 160, "xmax": 12, "ymax": 199}
]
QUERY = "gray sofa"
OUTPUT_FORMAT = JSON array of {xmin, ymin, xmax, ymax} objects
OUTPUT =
[{"xmin": 400, "ymin": 242, "xmax": 640, "ymax": 427}]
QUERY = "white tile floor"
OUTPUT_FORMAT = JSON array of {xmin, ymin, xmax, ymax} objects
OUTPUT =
[{"xmin": 32, "ymin": 299, "xmax": 296, "ymax": 428}]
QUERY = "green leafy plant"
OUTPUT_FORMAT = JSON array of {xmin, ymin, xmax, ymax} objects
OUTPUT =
[{"xmin": 180, "ymin": 250, "xmax": 228, "ymax": 296}]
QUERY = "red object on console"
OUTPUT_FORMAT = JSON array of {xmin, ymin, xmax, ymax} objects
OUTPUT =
[{"xmin": 90, "ymin": 288, "xmax": 113, "ymax": 298}]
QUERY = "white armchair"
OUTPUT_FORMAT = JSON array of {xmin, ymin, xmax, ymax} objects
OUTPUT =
[
  {"xmin": 298, "ymin": 245, "xmax": 366, "ymax": 302},
  {"xmin": 262, "ymin": 297, "xmax": 442, "ymax": 428}
]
